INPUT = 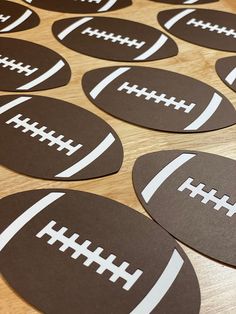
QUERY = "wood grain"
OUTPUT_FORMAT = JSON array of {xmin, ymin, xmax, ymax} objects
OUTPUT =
[{"xmin": 0, "ymin": 0, "xmax": 235, "ymax": 313}]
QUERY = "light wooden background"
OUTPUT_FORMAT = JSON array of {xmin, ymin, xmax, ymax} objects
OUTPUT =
[{"xmin": 0, "ymin": 0, "xmax": 235, "ymax": 313}]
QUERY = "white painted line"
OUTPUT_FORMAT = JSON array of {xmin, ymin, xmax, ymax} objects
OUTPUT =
[
  {"xmin": 184, "ymin": 93, "xmax": 222, "ymax": 130},
  {"xmin": 98, "ymin": 0, "xmax": 117, "ymax": 12},
  {"xmin": 141, "ymin": 153, "xmax": 195, "ymax": 203},
  {"xmin": 0, "ymin": 10, "xmax": 33, "ymax": 33},
  {"xmin": 0, "ymin": 192, "xmax": 65, "ymax": 251},
  {"xmin": 0, "ymin": 97, "xmax": 32, "ymax": 114},
  {"xmin": 225, "ymin": 67, "xmax": 236, "ymax": 86},
  {"xmin": 58, "ymin": 17, "xmax": 93, "ymax": 40},
  {"xmin": 17, "ymin": 60, "xmax": 65, "ymax": 90},
  {"xmin": 164, "ymin": 9, "xmax": 195, "ymax": 30},
  {"xmin": 55, "ymin": 133, "xmax": 115, "ymax": 178},
  {"xmin": 134, "ymin": 35, "xmax": 168, "ymax": 61},
  {"xmin": 130, "ymin": 249, "xmax": 184, "ymax": 314},
  {"xmin": 184, "ymin": 0, "xmax": 199, "ymax": 3},
  {"xmin": 90, "ymin": 67, "xmax": 130, "ymax": 99},
  {"xmin": 25, "ymin": 0, "xmax": 32, "ymax": 3}
]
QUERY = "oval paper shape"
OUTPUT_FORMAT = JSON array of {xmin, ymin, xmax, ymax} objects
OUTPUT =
[
  {"xmin": 151, "ymin": 0, "xmax": 218, "ymax": 4},
  {"xmin": 0, "ymin": 95, "xmax": 123, "ymax": 180},
  {"xmin": 23, "ymin": 0, "xmax": 132, "ymax": 13},
  {"xmin": 133, "ymin": 150, "xmax": 236, "ymax": 266},
  {"xmin": 216, "ymin": 56, "xmax": 236, "ymax": 93},
  {"xmin": 82, "ymin": 66, "xmax": 236, "ymax": 133},
  {"xmin": 0, "ymin": 0, "xmax": 39, "ymax": 33},
  {"xmin": 0, "ymin": 37, "xmax": 71, "ymax": 92},
  {"xmin": 158, "ymin": 9, "xmax": 236, "ymax": 52},
  {"xmin": 52, "ymin": 16, "xmax": 178, "ymax": 62},
  {"xmin": 0, "ymin": 189, "xmax": 201, "ymax": 314}
]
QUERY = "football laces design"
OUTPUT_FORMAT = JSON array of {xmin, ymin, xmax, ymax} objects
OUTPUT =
[
  {"xmin": 0, "ymin": 55, "xmax": 38, "ymax": 76},
  {"xmin": 178, "ymin": 177, "xmax": 236, "ymax": 217},
  {"xmin": 36, "ymin": 220, "xmax": 143, "ymax": 291},
  {"xmin": 80, "ymin": 0, "xmax": 102, "ymax": 3},
  {"xmin": 81, "ymin": 27, "xmax": 146, "ymax": 49},
  {"xmin": 6, "ymin": 113, "xmax": 83, "ymax": 156},
  {"xmin": 0, "ymin": 14, "xmax": 10, "ymax": 23},
  {"xmin": 186, "ymin": 18, "xmax": 236, "ymax": 38},
  {"xmin": 118, "ymin": 81, "xmax": 196, "ymax": 113}
]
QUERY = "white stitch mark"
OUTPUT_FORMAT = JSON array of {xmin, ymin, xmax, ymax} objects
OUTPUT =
[
  {"xmin": 0, "ymin": 10, "xmax": 32, "ymax": 33},
  {"xmin": 0, "ymin": 55, "xmax": 38, "ymax": 76},
  {"xmin": 6, "ymin": 114, "xmax": 82, "ymax": 156},
  {"xmin": 130, "ymin": 249, "xmax": 184, "ymax": 314},
  {"xmin": 225, "ymin": 67, "xmax": 236, "ymax": 86},
  {"xmin": 187, "ymin": 18, "xmax": 236, "ymax": 38},
  {"xmin": 55, "ymin": 133, "xmax": 115, "ymax": 178},
  {"xmin": 0, "ymin": 14, "xmax": 10, "ymax": 23},
  {"xmin": 141, "ymin": 153, "xmax": 196, "ymax": 203},
  {"xmin": 82, "ymin": 27, "xmax": 146, "ymax": 49},
  {"xmin": 178, "ymin": 177, "xmax": 236, "ymax": 217},
  {"xmin": 0, "ymin": 192, "xmax": 65, "ymax": 252},
  {"xmin": 118, "ymin": 81, "xmax": 196, "ymax": 113},
  {"xmin": 36, "ymin": 220, "xmax": 143, "ymax": 291}
]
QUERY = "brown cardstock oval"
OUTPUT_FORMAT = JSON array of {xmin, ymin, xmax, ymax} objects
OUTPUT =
[
  {"xmin": 23, "ymin": 0, "xmax": 132, "ymax": 13},
  {"xmin": 0, "ymin": 37, "xmax": 71, "ymax": 92},
  {"xmin": 158, "ymin": 9, "xmax": 236, "ymax": 52},
  {"xmin": 82, "ymin": 66, "xmax": 236, "ymax": 133},
  {"xmin": 52, "ymin": 16, "xmax": 178, "ymax": 62},
  {"xmin": 0, "ymin": 189, "xmax": 201, "ymax": 314},
  {"xmin": 0, "ymin": 0, "xmax": 39, "ymax": 33},
  {"xmin": 133, "ymin": 150, "xmax": 236, "ymax": 267},
  {"xmin": 216, "ymin": 56, "xmax": 236, "ymax": 93},
  {"xmin": 0, "ymin": 95, "xmax": 123, "ymax": 180},
  {"xmin": 151, "ymin": 0, "xmax": 218, "ymax": 4}
]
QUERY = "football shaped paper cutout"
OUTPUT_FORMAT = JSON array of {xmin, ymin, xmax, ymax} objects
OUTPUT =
[
  {"xmin": 23, "ymin": 0, "xmax": 132, "ymax": 13},
  {"xmin": 0, "ymin": 0, "xmax": 39, "ymax": 33},
  {"xmin": 158, "ymin": 9, "xmax": 236, "ymax": 52},
  {"xmin": 52, "ymin": 16, "xmax": 178, "ymax": 62},
  {"xmin": 82, "ymin": 66, "xmax": 236, "ymax": 133},
  {"xmin": 0, "ymin": 95, "xmax": 123, "ymax": 180},
  {"xmin": 216, "ymin": 56, "xmax": 236, "ymax": 93},
  {"xmin": 151, "ymin": 0, "xmax": 218, "ymax": 4},
  {"xmin": 0, "ymin": 189, "xmax": 201, "ymax": 314},
  {"xmin": 0, "ymin": 37, "xmax": 71, "ymax": 92},
  {"xmin": 133, "ymin": 150, "xmax": 236, "ymax": 266}
]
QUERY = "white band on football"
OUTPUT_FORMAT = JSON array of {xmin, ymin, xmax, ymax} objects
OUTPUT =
[
  {"xmin": 141, "ymin": 153, "xmax": 196, "ymax": 203},
  {"xmin": 130, "ymin": 249, "xmax": 184, "ymax": 314},
  {"xmin": 58, "ymin": 17, "xmax": 93, "ymax": 40},
  {"xmin": 225, "ymin": 67, "xmax": 236, "ymax": 86},
  {"xmin": 98, "ymin": 0, "xmax": 118, "ymax": 12},
  {"xmin": 0, "ymin": 97, "xmax": 32, "ymax": 114},
  {"xmin": 0, "ymin": 192, "xmax": 65, "ymax": 252},
  {"xmin": 164, "ymin": 9, "xmax": 195, "ymax": 30},
  {"xmin": 0, "ymin": 9, "xmax": 32, "ymax": 33}
]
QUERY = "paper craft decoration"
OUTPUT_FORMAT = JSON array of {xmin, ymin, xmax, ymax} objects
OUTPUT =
[
  {"xmin": 0, "ymin": 95, "xmax": 123, "ymax": 180},
  {"xmin": 0, "ymin": 189, "xmax": 201, "ymax": 314},
  {"xmin": 82, "ymin": 66, "xmax": 236, "ymax": 133},
  {"xmin": 0, "ymin": 0, "xmax": 39, "ymax": 33},
  {"xmin": 52, "ymin": 16, "xmax": 178, "ymax": 62},
  {"xmin": 158, "ymin": 9, "xmax": 236, "ymax": 52},
  {"xmin": 133, "ymin": 150, "xmax": 236, "ymax": 267},
  {"xmin": 0, "ymin": 37, "xmax": 71, "ymax": 92},
  {"xmin": 151, "ymin": 0, "xmax": 218, "ymax": 4},
  {"xmin": 23, "ymin": 0, "xmax": 132, "ymax": 13},
  {"xmin": 216, "ymin": 56, "xmax": 236, "ymax": 93}
]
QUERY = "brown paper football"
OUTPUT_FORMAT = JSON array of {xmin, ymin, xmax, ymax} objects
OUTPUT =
[
  {"xmin": 133, "ymin": 150, "xmax": 236, "ymax": 266},
  {"xmin": 0, "ymin": 95, "xmax": 123, "ymax": 180},
  {"xmin": 0, "ymin": 37, "xmax": 71, "ymax": 92},
  {"xmin": 158, "ymin": 9, "xmax": 236, "ymax": 52},
  {"xmin": 82, "ymin": 66, "xmax": 236, "ymax": 133},
  {"xmin": 52, "ymin": 16, "xmax": 178, "ymax": 62},
  {"xmin": 0, "ymin": 189, "xmax": 201, "ymax": 314},
  {"xmin": 0, "ymin": 0, "xmax": 39, "ymax": 33},
  {"xmin": 23, "ymin": 0, "xmax": 132, "ymax": 13},
  {"xmin": 216, "ymin": 56, "xmax": 236, "ymax": 93}
]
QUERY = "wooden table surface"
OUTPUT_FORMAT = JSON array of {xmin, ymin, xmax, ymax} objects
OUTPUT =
[{"xmin": 0, "ymin": 0, "xmax": 235, "ymax": 313}]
